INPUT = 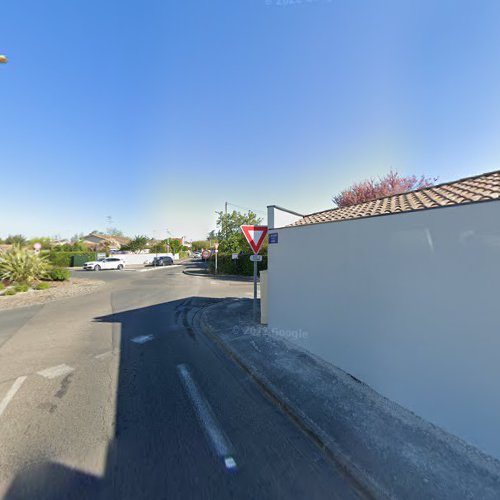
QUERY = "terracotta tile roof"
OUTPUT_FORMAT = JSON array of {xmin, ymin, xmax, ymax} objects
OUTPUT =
[
  {"xmin": 289, "ymin": 170, "xmax": 500, "ymax": 227},
  {"xmin": 83, "ymin": 233, "xmax": 130, "ymax": 246},
  {"xmin": 111, "ymin": 235, "xmax": 131, "ymax": 245}
]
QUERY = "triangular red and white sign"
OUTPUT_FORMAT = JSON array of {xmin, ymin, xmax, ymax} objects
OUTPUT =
[{"xmin": 241, "ymin": 225, "xmax": 268, "ymax": 254}]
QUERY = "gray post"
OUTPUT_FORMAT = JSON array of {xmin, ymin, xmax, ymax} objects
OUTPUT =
[
  {"xmin": 253, "ymin": 259, "xmax": 258, "ymax": 320},
  {"xmin": 215, "ymin": 251, "xmax": 218, "ymax": 274}
]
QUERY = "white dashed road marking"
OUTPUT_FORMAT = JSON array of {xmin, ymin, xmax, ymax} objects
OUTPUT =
[
  {"xmin": 0, "ymin": 376, "xmax": 27, "ymax": 418},
  {"xmin": 95, "ymin": 351, "xmax": 113, "ymax": 360},
  {"xmin": 177, "ymin": 363, "xmax": 237, "ymax": 471},
  {"xmin": 130, "ymin": 335, "xmax": 154, "ymax": 344},
  {"xmin": 37, "ymin": 364, "xmax": 74, "ymax": 379}
]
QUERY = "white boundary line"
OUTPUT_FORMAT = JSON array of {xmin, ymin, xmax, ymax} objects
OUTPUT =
[
  {"xmin": 177, "ymin": 364, "xmax": 237, "ymax": 471},
  {"xmin": 37, "ymin": 364, "xmax": 74, "ymax": 379},
  {"xmin": 0, "ymin": 376, "xmax": 27, "ymax": 418},
  {"xmin": 131, "ymin": 335, "xmax": 154, "ymax": 344}
]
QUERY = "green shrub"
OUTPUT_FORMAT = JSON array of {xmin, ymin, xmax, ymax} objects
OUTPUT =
[
  {"xmin": 0, "ymin": 247, "xmax": 50, "ymax": 282},
  {"xmin": 14, "ymin": 283, "xmax": 30, "ymax": 292},
  {"xmin": 179, "ymin": 251, "xmax": 189, "ymax": 259},
  {"xmin": 208, "ymin": 253, "xmax": 267, "ymax": 276},
  {"xmin": 4, "ymin": 288, "xmax": 17, "ymax": 296},
  {"xmin": 0, "ymin": 282, "xmax": 5, "ymax": 291},
  {"xmin": 46, "ymin": 252, "xmax": 96, "ymax": 267},
  {"xmin": 46, "ymin": 267, "xmax": 71, "ymax": 281},
  {"xmin": 35, "ymin": 282, "xmax": 50, "ymax": 290}
]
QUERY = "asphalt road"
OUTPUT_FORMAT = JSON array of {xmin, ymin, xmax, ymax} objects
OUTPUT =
[{"xmin": 0, "ymin": 263, "xmax": 362, "ymax": 499}]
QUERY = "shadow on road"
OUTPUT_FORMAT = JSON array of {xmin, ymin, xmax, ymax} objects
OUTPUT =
[{"xmin": 5, "ymin": 296, "xmax": 228, "ymax": 500}]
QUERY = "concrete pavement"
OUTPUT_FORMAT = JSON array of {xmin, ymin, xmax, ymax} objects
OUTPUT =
[
  {"xmin": 0, "ymin": 264, "xmax": 362, "ymax": 499},
  {"xmin": 198, "ymin": 298, "xmax": 500, "ymax": 500}
]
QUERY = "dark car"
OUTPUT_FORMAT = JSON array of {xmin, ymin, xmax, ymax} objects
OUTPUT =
[{"xmin": 152, "ymin": 256, "xmax": 174, "ymax": 266}]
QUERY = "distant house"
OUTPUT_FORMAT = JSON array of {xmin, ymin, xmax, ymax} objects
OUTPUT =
[
  {"xmin": 82, "ymin": 233, "xmax": 130, "ymax": 251},
  {"xmin": 51, "ymin": 239, "xmax": 72, "ymax": 246}
]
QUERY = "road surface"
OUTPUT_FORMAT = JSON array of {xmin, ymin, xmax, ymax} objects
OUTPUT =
[{"xmin": 0, "ymin": 263, "xmax": 363, "ymax": 499}]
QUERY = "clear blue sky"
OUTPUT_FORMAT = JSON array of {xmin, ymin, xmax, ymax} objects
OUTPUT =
[{"xmin": 2, "ymin": 0, "xmax": 500, "ymax": 240}]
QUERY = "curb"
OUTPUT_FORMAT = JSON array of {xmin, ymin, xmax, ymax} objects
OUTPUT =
[
  {"xmin": 124, "ymin": 265, "xmax": 182, "ymax": 273},
  {"xmin": 193, "ymin": 300, "xmax": 381, "ymax": 500},
  {"xmin": 183, "ymin": 269, "xmax": 257, "ymax": 283}
]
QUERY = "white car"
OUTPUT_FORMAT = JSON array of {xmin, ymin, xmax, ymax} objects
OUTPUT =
[{"xmin": 83, "ymin": 257, "xmax": 125, "ymax": 271}]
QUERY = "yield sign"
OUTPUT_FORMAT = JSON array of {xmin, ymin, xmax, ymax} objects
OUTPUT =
[{"xmin": 241, "ymin": 225, "xmax": 268, "ymax": 254}]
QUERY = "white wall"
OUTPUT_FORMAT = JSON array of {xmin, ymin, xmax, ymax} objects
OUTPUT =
[
  {"xmin": 267, "ymin": 205, "xmax": 303, "ymax": 229},
  {"xmin": 113, "ymin": 253, "xmax": 175, "ymax": 266},
  {"xmin": 268, "ymin": 201, "xmax": 500, "ymax": 459}
]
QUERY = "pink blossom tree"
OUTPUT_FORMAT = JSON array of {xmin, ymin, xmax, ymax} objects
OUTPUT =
[{"xmin": 332, "ymin": 171, "xmax": 437, "ymax": 208}]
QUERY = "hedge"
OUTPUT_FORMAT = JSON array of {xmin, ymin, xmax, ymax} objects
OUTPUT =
[
  {"xmin": 179, "ymin": 251, "xmax": 189, "ymax": 260},
  {"xmin": 208, "ymin": 253, "xmax": 267, "ymax": 276},
  {"xmin": 46, "ymin": 252, "xmax": 97, "ymax": 267}
]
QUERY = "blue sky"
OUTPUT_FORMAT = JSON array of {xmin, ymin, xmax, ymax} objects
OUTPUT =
[{"xmin": 2, "ymin": 0, "xmax": 500, "ymax": 240}]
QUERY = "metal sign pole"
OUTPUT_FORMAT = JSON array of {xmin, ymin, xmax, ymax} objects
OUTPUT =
[
  {"xmin": 253, "ymin": 258, "xmax": 258, "ymax": 320},
  {"xmin": 215, "ymin": 251, "xmax": 218, "ymax": 274},
  {"xmin": 240, "ymin": 225, "xmax": 268, "ymax": 323}
]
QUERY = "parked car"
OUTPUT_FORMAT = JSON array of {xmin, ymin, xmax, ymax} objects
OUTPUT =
[
  {"xmin": 152, "ymin": 256, "xmax": 174, "ymax": 266},
  {"xmin": 83, "ymin": 257, "xmax": 125, "ymax": 271},
  {"xmin": 192, "ymin": 251, "xmax": 202, "ymax": 259}
]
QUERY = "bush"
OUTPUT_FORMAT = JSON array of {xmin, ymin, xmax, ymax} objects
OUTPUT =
[
  {"xmin": 208, "ymin": 253, "xmax": 267, "ymax": 276},
  {"xmin": 0, "ymin": 247, "xmax": 50, "ymax": 282},
  {"xmin": 46, "ymin": 267, "xmax": 71, "ymax": 281},
  {"xmin": 14, "ymin": 283, "xmax": 30, "ymax": 292},
  {"xmin": 0, "ymin": 282, "xmax": 5, "ymax": 291},
  {"xmin": 46, "ymin": 252, "xmax": 96, "ymax": 268},
  {"xmin": 179, "ymin": 251, "xmax": 189, "ymax": 259},
  {"xmin": 4, "ymin": 289, "xmax": 17, "ymax": 296},
  {"xmin": 35, "ymin": 282, "xmax": 50, "ymax": 290}
]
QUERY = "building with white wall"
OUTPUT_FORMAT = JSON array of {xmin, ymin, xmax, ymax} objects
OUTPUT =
[{"xmin": 267, "ymin": 170, "xmax": 500, "ymax": 459}]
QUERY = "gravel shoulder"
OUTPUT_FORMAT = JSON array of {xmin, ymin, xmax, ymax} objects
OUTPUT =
[{"xmin": 0, "ymin": 278, "xmax": 106, "ymax": 311}]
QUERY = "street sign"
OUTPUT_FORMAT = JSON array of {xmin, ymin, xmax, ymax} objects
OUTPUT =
[
  {"xmin": 33, "ymin": 243, "xmax": 42, "ymax": 252},
  {"xmin": 202, "ymin": 250, "xmax": 210, "ymax": 260},
  {"xmin": 241, "ymin": 225, "xmax": 268, "ymax": 321},
  {"xmin": 241, "ymin": 225, "xmax": 268, "ymax": 254},
  {"xmin": 268, "ymin": 232, "xmax": 278, "ymax": 244},
  {"xmin": 232, "ymin": 253, "xmax": 239, "ymax": 260},
  {"xmin": 214, "ymin": 242, "xmax": 219, "ymax": 250}
]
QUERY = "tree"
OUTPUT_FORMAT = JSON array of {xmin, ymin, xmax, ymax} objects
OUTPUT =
[
  {"xmin": 216, "ymin": 210, "xmax": 262, "ymax": 253},
  {"xmin": 207, "ymin": 230, "xmax": 217, "ymax": 241},
  {"xmin": 332, "ymin": 171, "xmax": 437, "ymax": 208},
  {"xmin": 27, "ymin": 237, "xmax": 52, "ymax": 250},
  {"xmin": 192, "ymin": 240, "xmax": 210, "ymax": 251},
  {"xmin": 5, "ymin": 234, "xmax": 27, "ymax": 246},
  {"xmin": 70, "ymin": 233, "xmax": 85, "ymax": 243},
  {"xmin": 122, "ymin": 235, "xmax": 149, "ymax": 253},
  {"xmin": 107, "ymin": 227, "xmax": 124, "ymax": 237},
  {"xmin": 168, "ymin": 239, "xmax": 186, "ymax": 255},
  {"xmin": 150, "ymin": 241, "xmax": 167, "ymax": 253}
]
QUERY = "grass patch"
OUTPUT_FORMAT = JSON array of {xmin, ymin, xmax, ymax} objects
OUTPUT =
[
  {"xmin": 4, "ymin": 289, "xmax": 17, "ymax": 296},
  {"xmin": 14, "ymin": 283, "xmax": 30, "ymax": 293},
  {"xmin": 34, "ymin": 282, "xmax": 50, "ymax": 290},
  {"xmin": 45, "ymin": 267, "xmax": 71, "ymax": 281}
]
